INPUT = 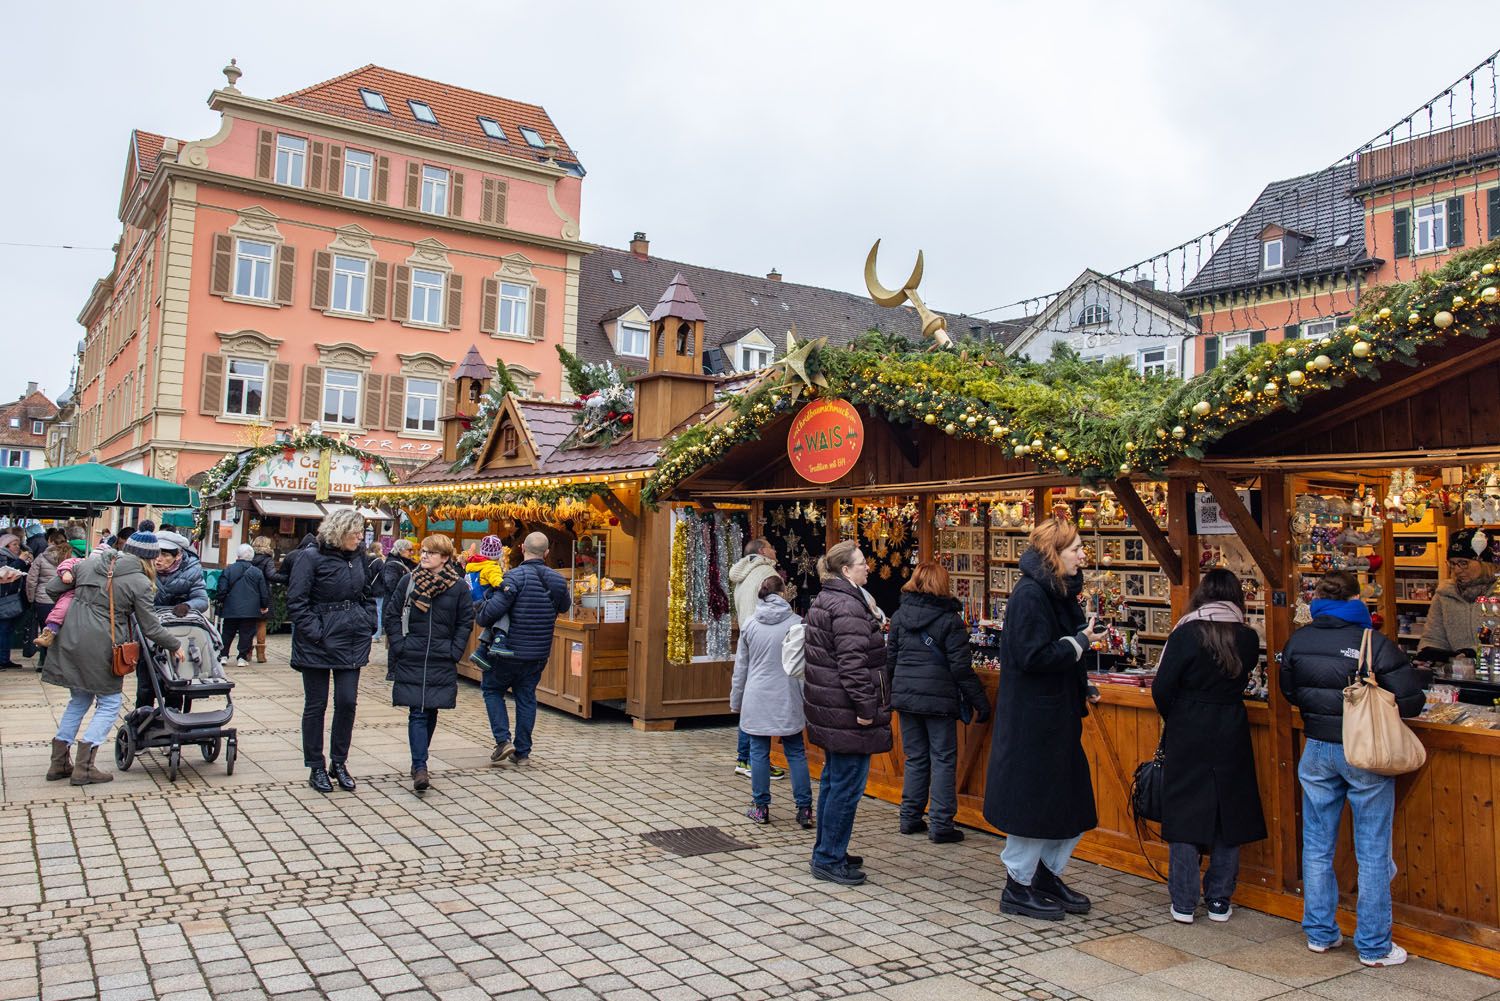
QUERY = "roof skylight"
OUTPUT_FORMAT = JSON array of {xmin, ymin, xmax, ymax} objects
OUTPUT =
[
  {"xmin": 359, "ymin": 88, "xmax": 389, "ymax": 113},
  {"xmin": 610, "ymin": 269, "xmax": 624, "ymax": 283},
  {"xmin": 408, "ymin": 100, "xmax": 438, "ymax": 125},
  {"xmin": 519, "ymin": 126, "xmax": 546, "ymax": 148},
  {"xmin": 478, "ymin": 116, "xmax": 507, "ymax": 140}
]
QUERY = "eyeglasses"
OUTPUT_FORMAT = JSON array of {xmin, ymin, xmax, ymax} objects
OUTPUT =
[{"xmin": 420, "ymin": 550, "xmax": 444, "ymax": 557}]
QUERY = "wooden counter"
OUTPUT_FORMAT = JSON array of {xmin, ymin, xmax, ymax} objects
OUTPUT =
[{"xmin": 774, "ymin": 675, "xmax": 1500, "ymax": 974}]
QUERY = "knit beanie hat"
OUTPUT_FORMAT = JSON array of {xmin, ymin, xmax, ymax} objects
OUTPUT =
[
  {"xmin": 1449, "ymin": 527, "xmax": 1496, "ymax": 563},
  {"xmin": 123, "ymin": 532, "xmax": 160, "ymax": 562},
  {"xmin": 479, "ymin": 535, "xmax": 505, "ymax": 560}
]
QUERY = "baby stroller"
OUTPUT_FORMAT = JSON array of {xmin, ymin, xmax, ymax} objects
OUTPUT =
[{"xmin": 115, "ymin": 609, "xmax": 238, "ymax": 781}]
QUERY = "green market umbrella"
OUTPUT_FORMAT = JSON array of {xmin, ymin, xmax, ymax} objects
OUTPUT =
[
  {"xmin": 29, "ymin": 463, "xmax": 191, "ymax": 506},
  {"xmin": 159, "ymin": 508, "xmax": 196, "ymax": 529},
  {"xmin": 0, "ymin": 468, "xmax": 32, "ymax": 498}
]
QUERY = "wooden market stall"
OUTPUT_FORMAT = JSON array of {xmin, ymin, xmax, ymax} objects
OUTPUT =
[{"xmin": 651, "ymin": 293, "xmax": 1500, "ymax": 972}]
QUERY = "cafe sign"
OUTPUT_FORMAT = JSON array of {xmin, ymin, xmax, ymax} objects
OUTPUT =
[
  {"xmin": 788, "ymin": 399, "xmax": 863, "ymax": 484},
  {"xmin": 245, "ymin": 449, "xmax": 391, "ymax": 497}
]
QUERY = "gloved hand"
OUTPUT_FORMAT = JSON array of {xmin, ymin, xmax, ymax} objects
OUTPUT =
[
  {"xmin": 173, "ymin": 603, "xmax": 191, "ymax": 618},
  {"xmin": 970, "ymin": 701, "xmax": 992, "ymax": 724}
]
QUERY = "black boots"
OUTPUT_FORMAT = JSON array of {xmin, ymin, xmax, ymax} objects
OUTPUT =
[
  {"xmin": 1033, "ymin": 864, "xmax": 1092, "ymax": 914},
  {"xmin": 330, "ymin": 762, "xmax": 356, "ymax": 791},
  {"xmin": 309, "ymin": 767, "xmax": 333, "ymax": 794},
  {"xmin": 1001, "ymin": 876, "xmax": 1065, "ymax": 920}
]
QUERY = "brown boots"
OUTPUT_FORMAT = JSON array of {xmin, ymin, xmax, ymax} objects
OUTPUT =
[
  {"xmin": 70, "ymin": 742, "xmax": 112, "ymax": 785},
  {"xmin": 255, "ymin": 621, "xmax": 267, "ymax": 663},
  {"xmin": 46, "ymin": 739, "xmax": 71, "ymax": 781}
]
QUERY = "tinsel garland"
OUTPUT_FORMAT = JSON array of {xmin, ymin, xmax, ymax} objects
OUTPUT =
[
  {"xmin": 706, "ymin": 515, "xmax": 729, "ymax": 619},
  {"xmin": 704, "ymin": 515, "xmax": 743, "ymax": 660},
  {"xmin": 690, "ymin": 518, "xmax": 711, "ymax": 623},
  {"xmin": 666, "ymin": 516, "xmax": 692, "ymax": 663}
]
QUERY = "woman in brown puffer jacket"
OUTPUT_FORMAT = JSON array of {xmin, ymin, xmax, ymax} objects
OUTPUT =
[{"xmin": 803, "ymin": 539, "xmax": 891, "ymax": 887}]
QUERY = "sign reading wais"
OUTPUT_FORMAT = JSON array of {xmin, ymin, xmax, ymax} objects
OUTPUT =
[{"xmin": 788, "ymin": 399, "xmax": 863, "ymax": 484}]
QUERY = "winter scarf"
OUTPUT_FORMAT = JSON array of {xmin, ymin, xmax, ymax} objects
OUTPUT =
[
  {"xmin": 1456, "ymin": 573, "xmax": 1496, "ymax": 604},
  {"xmin": 1160, "ymin": 599, "xmax": 1244, "ymax": 663},
  {"xmin": 410, "ymin": 559, "xmax": 462, "ymax": 612},
  {"xmin": 1309, "ymin": 597, "xmax": 1372, "ymax": 628}
]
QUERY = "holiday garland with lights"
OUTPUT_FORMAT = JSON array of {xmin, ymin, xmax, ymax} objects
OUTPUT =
[
  {"xmin": 358, "ymin": 481, "xmax": 602, "ymax": 528},
  {"xmin": 193, "ymin": 431, "xmax": 392, "ymax": 542},
  {"xmin": 642, "ymin": 240, "xmax": 1500, "ymax": 506}
]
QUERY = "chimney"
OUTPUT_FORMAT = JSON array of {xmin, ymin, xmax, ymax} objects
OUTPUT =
[
  {"xmin": 1133, "ymin": 278, "xmax": 1156, "ymax": 291},
  {"xmin": 766, "ymin": 268, "xmax": 782, "ymax": 282},
  {"xmin": 26, "ymin": 381, "xmax": 38, "ymax": 396},
  {"xmin": 629, "ymin": 231, "xmax": 650, "ymax": 258}
]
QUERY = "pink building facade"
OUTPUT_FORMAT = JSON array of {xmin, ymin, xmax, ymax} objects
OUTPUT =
[{"xmin": 76, "ymin": 63, "xmax": 588, "ymax": 486}]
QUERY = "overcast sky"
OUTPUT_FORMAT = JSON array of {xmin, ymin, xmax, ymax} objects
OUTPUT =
[{"xmin": 3, "ymin": 1, "xmax": 1493, "ymax": 402}]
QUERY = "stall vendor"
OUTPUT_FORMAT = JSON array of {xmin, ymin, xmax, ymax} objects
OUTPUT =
[{"xmin": 1416, "ymin": 527, "xmax": 1497, "ymax": 661}]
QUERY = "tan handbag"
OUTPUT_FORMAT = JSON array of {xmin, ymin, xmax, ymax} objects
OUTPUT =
[
  {"xmin": 1341, "ymin": 629, "xmax": 1425, "ymax": 776},
  {"xmin": 106, "ymin": 559, "xmax": 140, "ymax": 678}
]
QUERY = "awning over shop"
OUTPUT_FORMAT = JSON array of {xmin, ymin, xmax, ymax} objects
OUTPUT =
[{"xmin": 252, "ymin": 498, "xmax": 326, "ymax": 519}]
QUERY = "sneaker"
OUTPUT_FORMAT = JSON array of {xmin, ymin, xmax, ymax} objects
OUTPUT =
[
  {"xmin": 900, "ymin": 819, "xmax": 929, "ymax": 836},
  {"xmin": 745, "ymin": 804, "xmax": 769, "ymax": 824},
  {"xmin": 1206, "ymin": 899, "xmax": 1232, "ymax": 922},
  {"xmin": 844, "ymin": 853, "xmax": 863, "ymax": 869},
  {"xmin": 511, "ymin": 755, "xmax": 530, "ymax": 767},
  {"xmin": 795, "ymin": 806, "xmax": 813, "ymax": 829},
  {"xmin": 1307, "ymin": 932, "xmax": 1344, "ymax": 953},
  {"xmin": 1170, "ymin": 907, "xmax": 1195, "ymax": 924},
  {"xmin": 734, "ymin": 761, "xmax": 751, "ymax": 777},
  {"xmin": 930, "ymin": 829, "xmax": 965, "ymax": 844},
  {"xmin": 769, "ymin": 764, "xmax": 786, "ymax": 780},
  {"xmin": 491, "ymin": 741, "xmax": 515, "ymax": 764},
  {"xmin": 235, "ymin": 658, "xmax": 249, "ymax": 668},
  {"xmin": 1360, "ymin": 944, "xmax": 1407, "ymax": 967},
  {"xmin": 810, "ymin": 861, "xmax": 866, "ymax": 886}
]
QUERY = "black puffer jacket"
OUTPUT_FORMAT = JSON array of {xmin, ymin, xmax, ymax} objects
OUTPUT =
[
  {"xmin": 366, "ymin": 556, "xmax": 389, "ymax": 598},
  {"xmin": 380, "ymin": 553, "xmax": 416, "ymax": 598},
  {"xmin": 476, "ymin": 559, "xmax": 572, "ymax": 661},
  {"xmin": 1279, "ymin": 616, "xmax": 1424, "ymax": 743},
  {"xmin": 217, "ymin": 558, "xmax": 270, "ymax": 619},
  {"xmin": 251, "ymin": 551, "xmax": 277, "ymax": 588},
  {"xmin": 287, "ymin": 543, "xmax": 376, "ymax": 670},
  {"xmin": 886, "ymin": 591, "xmax": 987, "ymax": 719},
  {"xmin": 384, "ymin": 571, "xmax": 474, "ymax": 710},
  {"xmin": 803, "ymin": 577, "xmax": 893, "ymax": 755},
  {"xmin": 272, "ymin": 533, "xmax": 318, "ymax": 585}
]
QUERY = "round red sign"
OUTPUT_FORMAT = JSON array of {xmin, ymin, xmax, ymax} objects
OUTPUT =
[{"xmin": 787, "ymin": 398, "xmax": 864, "ymax": 484}]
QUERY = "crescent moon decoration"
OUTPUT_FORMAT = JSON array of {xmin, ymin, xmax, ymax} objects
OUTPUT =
[{"xmin": 864, "ymin": 239, "xmax": 952, "ymax": 349}]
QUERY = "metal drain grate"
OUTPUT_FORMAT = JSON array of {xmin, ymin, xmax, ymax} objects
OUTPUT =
[{"xmin": 641, "ymin": 826, "xmax": 754, "ymax": 857}]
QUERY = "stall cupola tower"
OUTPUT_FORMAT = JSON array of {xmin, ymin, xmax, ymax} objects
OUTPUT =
[
  {"xmin": 634, "ymin": 274, "xmax": 715, "ymax": 441},
  {"xmin": 443, "ymin": 344, "xmax": 494, "ymax": 463}
]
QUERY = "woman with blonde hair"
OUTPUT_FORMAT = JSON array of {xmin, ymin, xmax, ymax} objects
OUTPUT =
[
  {"xmin": 288, "ymin": 509, "xmax": 375, "ymax": 794},
  {"xmin": 803, "ymin": 540, "xmax": 890, "ymax": 886},
  {"xmin": 983, "ymin": 518, "xmax": 1104, "ymax": 920},
  {"xmin": 887, "ymin": 561, "xmax": 991, "ymax": 842}
]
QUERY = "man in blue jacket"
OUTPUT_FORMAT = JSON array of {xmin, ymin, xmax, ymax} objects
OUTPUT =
[{"xmin": 476, "ymin": 532, "xmax": 571, "ymax": 766}]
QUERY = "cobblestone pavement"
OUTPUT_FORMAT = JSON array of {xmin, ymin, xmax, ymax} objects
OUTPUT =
[{"xmin": 0, "ymin": 637, "xmax": 1494, "ymax": 1001}]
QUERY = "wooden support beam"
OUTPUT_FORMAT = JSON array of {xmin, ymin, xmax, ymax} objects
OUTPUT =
[
  {"xmin": 1112, "ymin": 478, "xmax": 1183, "ymax": 585},
  {"xmin": 1198, "ymin": 467, "xmax": 1281, "ymax": 583},
  {"xmin": 597, "ymin": 489, "xmax": 638, "ymax": 537},
  {"xmin": 1258, "ymin": 471, "xmax": 1301, "ymax": 895}
]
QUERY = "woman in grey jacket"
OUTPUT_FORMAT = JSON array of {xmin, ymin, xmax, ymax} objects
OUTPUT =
[{"xmin": 730, "ymin": 575, "xmax": 812, "ymax": 828}]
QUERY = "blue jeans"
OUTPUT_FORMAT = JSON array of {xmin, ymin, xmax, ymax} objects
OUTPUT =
[
  {"xmin": 372, "ymin": 597, "xmax": 385, "ymax": 638},
  {"xmin": 1001, "ymin": 834, "xmax": 1084, "ymax": 885},
  {"xmin": 0, "ymin": 615, "xmax": 15, "ymax": 664},
  {"xmin": 408, "ymin": 708, "xmax": 438, "ymax": 769},
  {"xmin": 481, "ymin": 658, "xmax": 546, "ymax": 758},
  {"xmin": 749, "ymin": 733, "xmax": 811, "ymax": 809},
  {"xmin": 737, "ymin": 727, "xmax": 750, "ymax": 762},
  {"xmin": 1299, "ymin": 738, "xmax": 1397, "ymax": 960},
  {"xmin": 1169, "ymin": 839, "xmax": 1240, "ymax": 914},
  {"xmin": 812, "ymin": 751, "xmax": 871, "ymax": 869},
  {"xmin": 56, "ymin": 690, "xmax": 124, "ymax": 747}
]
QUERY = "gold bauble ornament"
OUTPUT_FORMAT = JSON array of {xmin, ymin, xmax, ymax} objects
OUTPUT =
[
  {"xmin": 1015, "ymin": 444, "xmax": 1029, "ymax": 456},
  {"xmin": 1408, "ymin": 312, "xmax": 1421, "ymax": 324},
  {"xmin": 1263, "ymin": 381, "xmax": 1278, "ymax": 394},
  {"xmin": 1345, "ymin": 323, "xmax": 1360, "ymax": 336},
  {"xmin": 998, "ymin": 425, "xmax": 1009, "ymax": 434},
  {"xmin": 1378, "ymin": 307, "xmax": 1392, "ymax": 320},
  {"xmin": 1031, "ymin": 438, "xmax": 1043, "ymax": 449},
  {"xmin": 1285, "ymin": 346, "xmax": 1298, "ymax": 357},
  {"xmin": 1472, "ymin": 270, "xmax": 1482, "ymax": 280},
  {"xmin": 1119, "ymin": 464, "xmax": 1131, "ymax": 474},
  {"xmin": 1053, "ymin": 447, "xmax": 1068, "ymax": 460},
  {"xmin": 1124, "ymin": 441, "xmax": 1136, "ymax": 451},
  {"xmin": 1287, "ymin": 370, "xmax": 1305, "ymax": 386},
  {"xmin": 1482, "ymin": 286, "xmax": 1499, "ymax": 304},
  {"xmin": 1484, "ymin": 263, "xmax": 1496, "ymax": 275},
  {"xmin": 1191, "ymin": 401, "xmax": 1211, "ymax": 417},
  {"xmin": 1434, "ymin": 311, "xmax": 1455, "ymax": 329},
  {"xmin": 965, "ymin": 415, "xmax": 977, "ymax": 426},
  {"xmin": 944, "ymin": 423, "xmax": 957, "ymax": 435},
  {"xmin": 992, "ymin": 425, "xmax": 1006, "ymax": 438},
  {"xmin": 1313, "ymin": 354, "xmax": 1332, "ymax": 371},
  {"xmin": 1171, "ymin": 426, "xmax": 1186, "ymax": 439},
  {"xmin": 924, "ymin": 413, "xmax": 937, "ymax": 425},
  {"xmin": 1156, "ymin": 428, "xmax": 1168, "ymax": 439},
  {"xmin": 1319, "ymin": 337, "xmax": 1332, "ymax": 347},
  {"xmin": 1305, "ymin": 361, "xmax": 1316, "ymax": 371},
  {"xmin": 1351, "ymin": 341, "xmax": 1371, "ymax": 358},
  {"xmin": 1453, "ymin": 296, "xmax": 1467, "ymax": 309}
]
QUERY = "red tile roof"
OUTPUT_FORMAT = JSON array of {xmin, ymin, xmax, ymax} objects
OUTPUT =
[
  {"xmin": 274, "ymin": 65, "xmax": 579, "ymax": 170},
  {"xmin": 0, "ymin": 391, "xmax": 57, "ymax": 449},
  {"xmin": 133, "ymin": 130, "xmax": 173, "ymax": 176}
]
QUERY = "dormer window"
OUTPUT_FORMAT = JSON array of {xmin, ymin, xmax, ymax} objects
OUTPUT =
[
  {"xmin": 1076, "ymin": 304, "xmax": 1110, "ymax": 326},
  {"xmin": 359, "ymin": 88, "xmax": 389, "ymax": 113},
  {"xmin": 500, "ymin": 422, "xmax": 519, "ymax": 458},
  {"xmin": 519, "ymin": 126, "xmax": 545, "ymax": 148},
  {"xmin": 408, "ymin": 99, "xmax": 438, "ymax": 125},
  {"xmin": 1262, "ymin": 238, "xmax": 1284, "ymax": 270},
  {"xmin": 477, "ymin": 116, "xmax": 507, "ymax": 140},
  {"xmin": 618, "ymin": 321, "xmax": 648, "ymax": 358}
]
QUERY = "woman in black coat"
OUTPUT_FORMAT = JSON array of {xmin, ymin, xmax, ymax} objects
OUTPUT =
[
  {"xmin": 803, "ymin": 540, "xmax": 890, "ymax": 887},
  {"xmin": 287, "ymin": 510, "xmax": 374, "ymax": 795},
  {"xmin": 887, "ymin": 561, "xmax": 991, "ymax": 843},
  {"xmin": 984, "ymin": 519, "xmax": 1105, "ymax": 921},
  {"xmin": 1153, "ymin": 568, "xmax": 1267, "ymax": 924},
  {"xmin": 383, "ymin": 534, "xmax": 473, "ymax": 794}
]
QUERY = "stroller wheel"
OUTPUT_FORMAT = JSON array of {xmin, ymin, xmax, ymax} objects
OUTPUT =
[
  {"xmin": 114, "ymin": 724, "xmax": 137, "ymax": 771},
  {"xmin": 200, "ymin": 738, "xmax": 222, "ymax": 764},
  {"xmin": 225, "ymin": 738, "xmax": 237, "ymax": 776},
  {"xmin": 167, "ymin": 745, "xmax": 181, "ymax": 782}
]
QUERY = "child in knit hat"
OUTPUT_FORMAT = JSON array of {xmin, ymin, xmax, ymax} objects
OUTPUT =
[
  {"xmin": 32, "ymin": 557, "xmax": 82, "ymax": 648},
  {"xmin": 465, "ymin": 535, "xmax": 507, "ymax": 602}
]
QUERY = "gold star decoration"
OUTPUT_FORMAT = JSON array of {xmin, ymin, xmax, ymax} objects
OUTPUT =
[{"xmin": 770, "ymin": 323, "xmax": 829, "ymax": 405}]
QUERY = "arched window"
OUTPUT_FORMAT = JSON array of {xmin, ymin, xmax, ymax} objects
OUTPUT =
[{"xmin": 1077, "ymin": 304, "xmax": 1110, "ymax": 327}]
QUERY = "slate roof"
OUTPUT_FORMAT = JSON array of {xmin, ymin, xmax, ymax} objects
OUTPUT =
[
  {"xmin": 1182, "ymin": 163, "xmax": 1375, "ymax": 299},
  {"xmin": 575, "ymin": 246, "xmax": 1018, "ymax": 374},
  {"xmin": 274, "ymin": 65, "xmax": 582, "ymax": 175},
  {"xmin": 0, "ymin": 391, "xmax": 58, "ymax": 449}
]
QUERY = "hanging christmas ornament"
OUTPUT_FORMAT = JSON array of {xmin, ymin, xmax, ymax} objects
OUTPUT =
[{"xmin": 1434, "ymin": 311, "xmax": 1455, "ymax": 329}]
